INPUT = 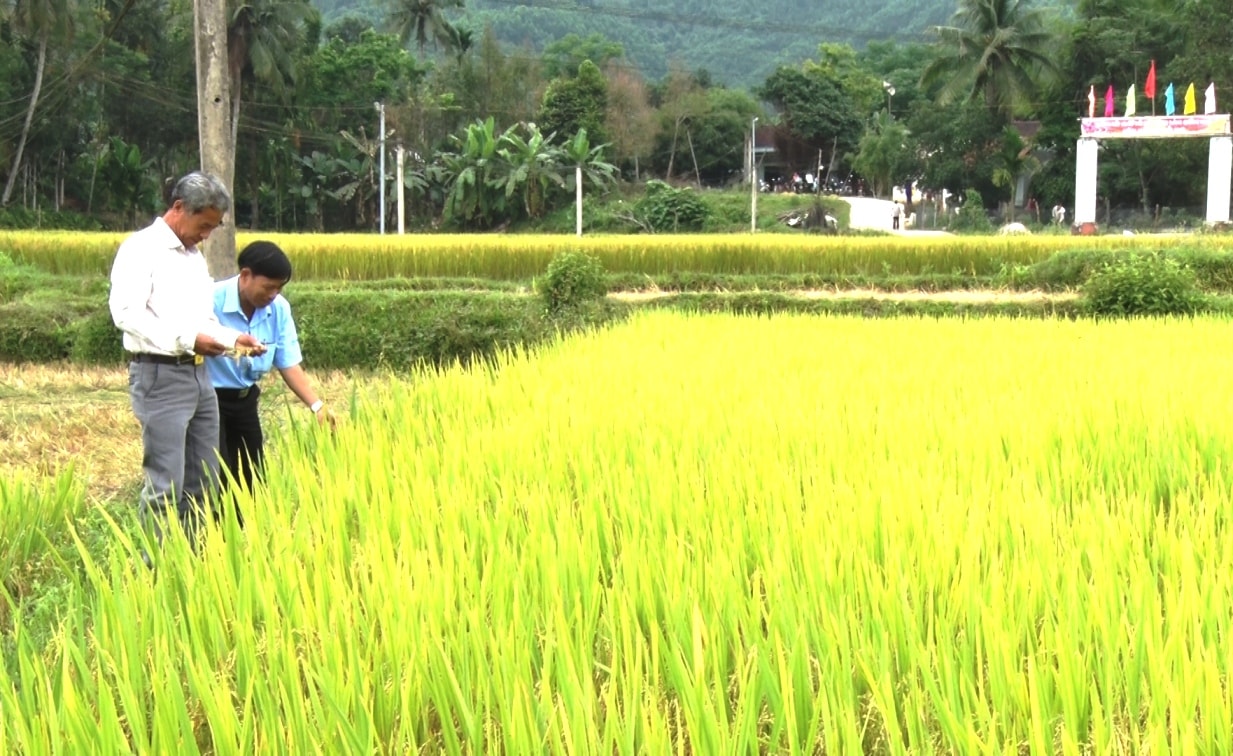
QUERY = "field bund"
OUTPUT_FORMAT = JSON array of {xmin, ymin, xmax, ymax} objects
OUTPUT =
[{"xmin": 5, "ymin": 312, "xmax": 1233, "ymax": 752}]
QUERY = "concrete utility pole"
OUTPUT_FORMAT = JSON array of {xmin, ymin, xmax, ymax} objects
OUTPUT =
[
  {"xmin": 396, "ymin": 145, "xmax": 405, "ymax": 235},
  {"xmin": 750, "ymin": 117, "xmax": 759, "ymax": 233},
  {"xmin": 194, "ymin": 0, "xmax": 237, "ymax": 279},
  {"xmin": 375, "ymin": 102, "xmax": 386, "ymax": 234}
]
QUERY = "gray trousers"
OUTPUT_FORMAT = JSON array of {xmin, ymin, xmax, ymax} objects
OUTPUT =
[{"xmin": 128, "ymin": 360, "xmax": 220, "ymax": 542}]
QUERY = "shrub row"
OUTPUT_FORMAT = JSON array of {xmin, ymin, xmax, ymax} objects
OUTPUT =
[
  {"xmin": 0, "ymin": 289, "xmax": 631, "ymax": 369},
  {"xmin": 11, "ymin": 288, "xmax": 1233, "ymax": 368}
]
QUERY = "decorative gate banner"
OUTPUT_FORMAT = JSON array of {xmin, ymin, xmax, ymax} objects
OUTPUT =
[{"xmin": 1080, "ymin": 114, "xmax": 1231, "ymax": 139}]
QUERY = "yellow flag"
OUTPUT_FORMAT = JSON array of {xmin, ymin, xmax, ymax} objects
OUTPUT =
[
  {"xmin": 1125, "ymin": 84, "xmax": 1136, "ymax": 117},
  {"xmin": 1184, "ymin": 83, "xmax": 1197, "ymax": 115}
]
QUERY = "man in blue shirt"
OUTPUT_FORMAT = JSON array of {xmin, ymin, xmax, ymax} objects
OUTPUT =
[{"xmin": 207, "ymin": 241, "xmax": 336, "ymax": 502}]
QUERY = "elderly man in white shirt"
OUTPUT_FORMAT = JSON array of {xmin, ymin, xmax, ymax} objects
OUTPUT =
[{"xmin": 109, "ymin": 171, "xmax": 265, "ymax": 544}]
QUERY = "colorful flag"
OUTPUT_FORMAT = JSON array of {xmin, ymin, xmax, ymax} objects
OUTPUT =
[
  {"xmin": 1205, "ymin": 83, "xmax": 1217, "ymax": 115},
  {"xmin": 1184, "ymin": 83, "xmax": 1196, "ymax": 115},
  {"xmin": 1087, "ymin": 85, "xmax": 1095, "ymax": 118},
  {"xmin": 1104, "ymin": 85, "xmax": 1115, "ymax": 117},
  {"xmin": 1145, "ymin": 60, "xmax": 1156, "ymax": 100},
  {"xmin": 1165, "ymin": 83, "xmax": 1175, "ymax": 116},
  {"xmin": 1125, "ymin": 84, "xmax": 1136, "ymax": 117}
]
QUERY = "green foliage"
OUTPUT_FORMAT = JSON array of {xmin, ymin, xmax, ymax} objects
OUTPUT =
[
  {"xmin": 633, "ymin": 180, "xmax": 710, "ymax": 232},
  {"xmin": 0, "ymin": 208, "xmax": 102, "ymax": 231},
  {"xmin": 948, "ymin": 189, "xmax": 995, "ymax": 234},
  {"xmin": 540, "ymin": 249, "xmax": 607, "ymax": 313},
  {"xmin": 538, "ymin": 59, "xmax": 609, "ymax": 146},
  {"xmin": 1082, "ymin": 253, "xmax": 1205, "ymax": 318},
  {"xmin": 851, "ymin": 112, "xmax": 912, "ymax": 198},
  {"xmin": 920, "ymin": 0, "xmax": 1055, "ymax": 122},
  {"xmin": 542, "ymin": 32, "xmax": 624, "ymax": 78},
  {"xmin": 758, "ymin": 63, "xmax": 864, "ymax": 169}
]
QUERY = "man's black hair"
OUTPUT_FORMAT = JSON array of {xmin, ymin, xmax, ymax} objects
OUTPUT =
[{"xmin": 237, "ymin": 241, "xmax": 293, "ymax": 282}]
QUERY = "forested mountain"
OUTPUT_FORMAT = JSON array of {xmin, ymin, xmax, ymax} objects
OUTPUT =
[{"xmin": 312, "ymin": 0, "xmax": 1072, "ymax": 86}]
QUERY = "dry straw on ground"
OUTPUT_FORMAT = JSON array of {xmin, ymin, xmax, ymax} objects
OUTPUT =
[{"xmin": 0, "ymin": 362, "xmax": 356, "ymax": 504}]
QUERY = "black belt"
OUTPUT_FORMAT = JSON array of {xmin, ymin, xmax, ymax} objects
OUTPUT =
[
  {"xmin": 216, "ymin": 385, "xmax": 257, "ymax": 400},
  {"xmin": 129, "ymin": 352, "xmax": 203, "ymax": 366}
]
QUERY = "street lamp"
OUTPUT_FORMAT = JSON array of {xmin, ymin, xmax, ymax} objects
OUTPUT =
[
  {"xmin": 750, "ymin": 116, "xmax": 759, "ymax": 233},
  {"xmin": 883, "ymin": 81, "xmax": 895, "ymax": 118}
]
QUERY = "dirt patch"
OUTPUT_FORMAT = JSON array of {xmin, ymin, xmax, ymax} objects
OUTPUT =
[{"xmin": 609, "ymin": 289, "xmax": 1078, "ymax": 304}]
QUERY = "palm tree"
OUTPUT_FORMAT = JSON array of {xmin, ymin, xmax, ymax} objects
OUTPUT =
[
  {"xmin": 228, "ymin": 0, "xmax": 317, "ymax": 226},
  {"xmin": 920, "ymin": 0, "xmax": 1055, "ymax": 123},
  {"xmin": 1, "ymin": 0, "xmax": 75, "ymax": 206},
  {"xmin": 562, "ymin": 128, "xmax": 617, "ymax": 237},
  {"xmin": 387, "ymin": 0, "xmax": 462, "ymax": 57},
  {"xmin": 228, "ymin": 0, "xmax": 317, "ymax": 147}
]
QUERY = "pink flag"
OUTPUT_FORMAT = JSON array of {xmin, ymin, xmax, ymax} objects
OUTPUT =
[{"xmin": 1104, "ymin": 85, "xmax": 1115, "ymax": 117}]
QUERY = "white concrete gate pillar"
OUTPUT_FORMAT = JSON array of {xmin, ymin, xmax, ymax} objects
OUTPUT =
[
  {"xmin": 1206, "ymin": 136, "xmax": 1232, "ymax": 225},
  {"xmin": 1076, "ymin": 115, "xmax": 1232, "ymax": 230},
  {"xmin": 1074, "ymin": 137, "xmax": 1099, "ymax": 226}
]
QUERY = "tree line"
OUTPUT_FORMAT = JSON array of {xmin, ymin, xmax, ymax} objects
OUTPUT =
[{"xmin": 1, "ymin": 0, "xmax": 1231, "ymax": 233}]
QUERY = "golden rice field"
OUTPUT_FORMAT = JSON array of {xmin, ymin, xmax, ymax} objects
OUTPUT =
[
  {"xmin": 0, "ymin": 229, "xmax": 1200, "ymax": 279},
  {"xmin": 5, "ymin": 311, "xmax": 1233, "ymax": 753}
]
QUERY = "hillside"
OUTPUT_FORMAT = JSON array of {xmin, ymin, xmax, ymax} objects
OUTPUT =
[{"xmin": 316, "ymin": 0, "xmax": 1072, "ymax": 86}]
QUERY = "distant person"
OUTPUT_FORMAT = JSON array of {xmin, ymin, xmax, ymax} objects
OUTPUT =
[
  {"xmin": 207, "ymin": 241, "xmax": 337, "ymax": 509},
  {"xmin": 1052, "ymin": 204, "xmax": 1066, "ymax": 226},
  {"xmin": 109, "ymin": 171, "xmax": 266, "ymax": 544},
  {"xmin": 892, "ymin": 202, "xmax": 902, "ymax": 230}
]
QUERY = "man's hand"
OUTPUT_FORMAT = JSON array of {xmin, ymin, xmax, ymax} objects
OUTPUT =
[
  {"xmin": 316, "ymin": 404, "xmax": 339, "ymax": 431},
  {"xmin": 193, "ymin": 333, "xmax": 228, "ymax": 356},
  {"xmin": 235, "ymin": 334, "xmax": 268, "ymax": 355}
]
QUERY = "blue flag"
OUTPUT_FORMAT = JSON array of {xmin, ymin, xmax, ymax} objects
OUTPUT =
[{"xmin": 1165, "ymin": 83, "xmax": 1176, "ymax": 116}]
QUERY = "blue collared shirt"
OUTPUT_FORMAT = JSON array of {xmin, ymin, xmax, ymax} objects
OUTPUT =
[{"xmin": 206, "ymin": 276, "xmax": 303, "ymax": 389}]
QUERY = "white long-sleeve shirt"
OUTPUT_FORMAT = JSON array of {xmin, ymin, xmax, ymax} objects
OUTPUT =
[{"xmin": 108, "ymin": 216, "xmax": 241, "ymax": 355}]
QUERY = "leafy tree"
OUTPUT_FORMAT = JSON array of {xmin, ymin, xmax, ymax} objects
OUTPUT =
[
  {"xmin": 538, "ymin": 59, "xmax": 609, "ymax": 148},
  {"xmin": 920, "ymin": 0, "xmax": 1056, "ymax": 123},
  {"xmin": 603, "ymin": 62, "xmax": 657, "ymax": 180},
  {"xmin": 541, "ymin": 32, "xmax": 624, "ymax": 79},
  {"xmin": 651, "ymin": 64, "xmax": 707, "ymax": 182},
  {"xmin": 1, "ymin": 0, "xmax": 77, "ymax": 205},
  {"xmin": 758, "ymin": 64, "xmax": 863, "ymax": 177},
  {"xmin": 851, "ymin": 112, "xmax": 911, "ymax": 198},
  {"xmin": 906, "ymin": 99, "xmax": 1003, "ymax": 203}
]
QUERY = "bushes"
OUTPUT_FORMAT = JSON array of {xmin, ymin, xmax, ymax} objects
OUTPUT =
[
  {"xmin": 1082, "ymin": 253, "xmax": 1204, "ymax": 317},
  {"xmin": 633, "ymin": 180, "xmax": 710, "ymax": 232},
  {"xmin": 541, "ymin": 249, "xmax": 606, "ymax": 312},
  {"xmin": 947, "ymin": 189, "xmax": 995, "ymax": 234}
]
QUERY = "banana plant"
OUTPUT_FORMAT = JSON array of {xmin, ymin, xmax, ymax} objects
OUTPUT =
[
  {"xmin": 496, "ymin": 123, "xmax": 566, "ymax": 220},
  {"xmin": 437, "ymin": 117, "xmax": 509, "ymax": 229}
]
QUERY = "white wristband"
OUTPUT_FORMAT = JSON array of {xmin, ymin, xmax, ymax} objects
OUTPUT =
[{"xmin": 310, "ymin": 400, "xmax": 324, "ymax": 414}]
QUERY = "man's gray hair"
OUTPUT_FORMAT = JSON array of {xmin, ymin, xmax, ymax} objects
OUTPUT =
[{"xmin": 170, "ymin": 171, "xmax": 231, "ymax": 214}]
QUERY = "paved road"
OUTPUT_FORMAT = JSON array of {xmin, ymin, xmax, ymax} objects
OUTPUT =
[{"xmin": 843, "ymin": 196, "xmax": 951, "ymax": 236}]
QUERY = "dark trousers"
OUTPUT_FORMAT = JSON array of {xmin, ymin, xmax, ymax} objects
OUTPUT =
[{"xmin": 215, "ymin": 385, "xmax": 263, "ymax": 504}]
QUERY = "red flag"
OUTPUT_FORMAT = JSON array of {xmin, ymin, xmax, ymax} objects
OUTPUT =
[
  {"xmin": 1145, "ymin": 60, "xmax": 1156, "ymax": 100},
  {"xmin": 1104, "ymin": 85, "xmax": 1115, "ymax": 116}
]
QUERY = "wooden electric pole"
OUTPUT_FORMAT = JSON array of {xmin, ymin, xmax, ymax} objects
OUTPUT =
[{"xmin": 193, "ymin": 0, "xmax": 237, "ymax": 279}]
